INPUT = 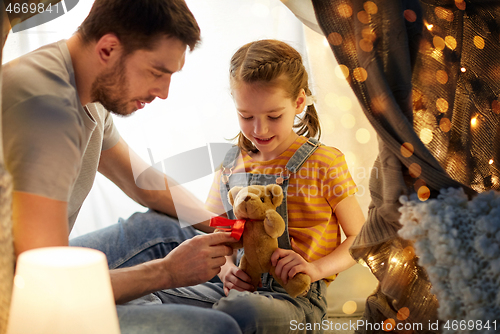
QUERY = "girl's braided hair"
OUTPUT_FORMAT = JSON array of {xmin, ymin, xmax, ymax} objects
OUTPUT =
[{"xmin": 230, "ymin": 39, "xmax": 321, "ymax": 153}]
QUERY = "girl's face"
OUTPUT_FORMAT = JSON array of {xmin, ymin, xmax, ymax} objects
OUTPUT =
[{"xmin": 232, "ymin": 82, "xmax": 306, "ymax": 161}]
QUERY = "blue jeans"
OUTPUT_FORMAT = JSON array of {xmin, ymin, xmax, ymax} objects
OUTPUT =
[
  {"xmin": 70, "ymin": 210, "xmax": 241, "ymax": 334},
  {"xmin": 155, "ymin": 279, "xmax": 328, "ymax": 334}
]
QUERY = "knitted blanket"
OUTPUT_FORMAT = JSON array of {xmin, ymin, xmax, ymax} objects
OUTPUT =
[{"xmin": 399, "ymin": 188, "xmax": 500, "ymax": 333}]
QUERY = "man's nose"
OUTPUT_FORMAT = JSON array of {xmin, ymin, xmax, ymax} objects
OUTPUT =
[{"xmin": 152, "ymin": 77, "xmax": 171, "ymax": 100}]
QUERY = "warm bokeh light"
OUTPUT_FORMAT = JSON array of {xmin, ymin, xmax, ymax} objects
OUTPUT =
[
  {"xmin": 338, "ymin": 96, "xmax": 352, "ymax": 111},
  {"xmin": 471, "ymin": 116, "xmax": 478, "ymax": 127},
  {"xmin": 409, "ymin": 163, "xmax": 422, "ymax": 178},
  {"xmin": 436, "ymin": 70, "xmax": 449, "ymax": 84},
  {"xmin": 353, "ymin": 67, "xmax": 368, "ymax": 82},
  {"xmin": 328, "ymin": 32, "xmax": 343, "ymax": 46},
  {"xmin": 403, "ymin": 246, "xmax": 416, "ymax": 260},
  {"xmin": 357, "ymin": 10, "xmax": 369, "ymax": 24},
  {"xmin": 418, "ymin": 186, "xmax": 431, "ymax": 201},
  {"xmin": 461, "ymin": 67, "xmax": 466, "ymax": 72},
  {"xmin": 361, "ymin": 28, "xmax": 376, "ymax": 42},
  {"xmin": 436, "ymin": 98, "xmax": 448, "ymax": 113},
  {"xmin": 341, "ymin": 113, "xmax": 356, "ymax": 129},
  {"xmin": 401, "ymin": 142, "xmax": 414, "ymax": 158},
  {"xmin": 420, "ymin": 128, "xmax": 433, "ymax": 144},
  {"xmin": 360, "ymin": 38, "xmax": 374, "ymax": 52},
  {"xmin": 383, "ymin": 318, "xmax": 396, "ymax": 332},
  {"xmin": 439, "ymin": 118, "xmax": 452, "ymax": 132},
  {"xmin": 474, "ymin": 36, "xmax": 485, "ymax": 49},
  {"xmin": 455, "ymin": 0, "xmax": 466, "ymax": 10},
  {"xmin": 397, "ymin": 307, "xmax": 410, "ymax": 321},
  {"xmin": 335, "ymin": 64, "xmax": 350, "ymax": 79},
  {"xmin": 356, "ymin": 128, "xmax": 371, "ymax": 143},
  {"xmin": 342, "ymin": 301, "xmax": 357, "ymax": 315},
  {"xmin": 492, "ymin": 100, "xmax": 500, "ymax": 114},
  {"xmin": 445, "ymin": 36, "xmax": 457, "ymax": 50},
  {"xmin": 433, "ymin": 36, "xmax": 445, "ymax": 51},
  {"xmin": 435, "ymin": 6, "xmax": 454, "ymax": 21},
  {"xmin": 404, "ymin": 9, "xmax": 417, "ymax": 22},
  {"xmin": 363, "ymin": 1, "xmax": 378, "ymax": 15},
  {"xmin": 338, "ymin": 4, "xmax": 353, "ymax": 18},
  {"xmin": 489, "ymin": 159, "xmax": 494, "ymax": 165}
]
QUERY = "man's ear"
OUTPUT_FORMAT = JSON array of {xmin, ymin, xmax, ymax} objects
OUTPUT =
[
  {"xmin": 94, "ymin": 33, "xmax": 123, "ymax": 65},
  {"xmin": 228, "ymin": 186, "xmax": 243, "ymax": 206},
  {"xmin": 266, "ymin": 184, "xmax": 283, "ymax": 207}
]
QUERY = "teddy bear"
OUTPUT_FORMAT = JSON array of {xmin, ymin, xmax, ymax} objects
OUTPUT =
[{"xmin": 215, "ymin": 184, "xmax": 311, "ymax": 298}]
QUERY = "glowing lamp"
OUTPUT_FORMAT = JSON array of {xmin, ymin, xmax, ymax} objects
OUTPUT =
[{"xmin": 6, "ymin": 247, "xmax": 120, "ymax": 334}]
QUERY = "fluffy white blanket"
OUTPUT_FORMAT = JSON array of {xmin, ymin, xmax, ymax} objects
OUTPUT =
[{"xmin": 399, "ymin": 188, "xmax": 500, "ymax": 332}]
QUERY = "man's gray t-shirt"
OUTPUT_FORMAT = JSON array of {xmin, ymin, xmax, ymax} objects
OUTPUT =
[{"xmin": 2, "ymin": 40, "xmax": 120, "ymax": 231}]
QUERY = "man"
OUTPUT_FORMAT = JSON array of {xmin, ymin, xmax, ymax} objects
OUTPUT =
[{"xmin": 2, "ymin": 0, "xmax": 241, "ymax": 333}]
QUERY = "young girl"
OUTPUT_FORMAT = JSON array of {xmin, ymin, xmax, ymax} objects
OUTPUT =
[{"xmin": 160, "ymin": 39, "xmax": 365, "ymax": 333}]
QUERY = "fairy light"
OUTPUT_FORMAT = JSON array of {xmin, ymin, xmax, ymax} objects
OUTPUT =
[
  {"xmin": 426, "ymin": 23, "xmax": 434, "ymax": 31},
  {"xmin": 489, "ymin": 159, "xmax": 494, "ymax": 165},
  {"xmin": 461, "ymin": 67, "xmax": 466, "ymax": 72},
  {"xmin": 471, "ymin": 117, "xmax": 478, "ymax": 127}
]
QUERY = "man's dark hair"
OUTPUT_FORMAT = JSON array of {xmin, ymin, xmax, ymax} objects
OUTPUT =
[{"xmin": 77, "ymin": 0, "xmax": 201, "ymax": 54}]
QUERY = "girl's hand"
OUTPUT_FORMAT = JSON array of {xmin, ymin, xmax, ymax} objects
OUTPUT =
[
  {"xmin": 271, "ymin": 248, "xmax": 322, "ymax": 284},
  {"xmin": 218, "ymin": 259, "xmax": 254, "ymax": 295}
]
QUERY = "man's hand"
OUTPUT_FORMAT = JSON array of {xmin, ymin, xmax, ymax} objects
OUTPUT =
[
  {"xmin": 218, "ymin": 257, "xmax": 254, "ymax": 295},
  {"xmin": 271, "ymin": 248, "xmax": 322, "ymax": 284},
  {"xmin": 162, "ymin": 232, "xmax": 236, "ymax": 289}
]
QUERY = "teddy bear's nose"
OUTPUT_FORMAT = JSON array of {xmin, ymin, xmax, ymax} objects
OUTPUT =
[{"xmin": 244, "ymin": 196, "xmax": 251, "ymax": 202}]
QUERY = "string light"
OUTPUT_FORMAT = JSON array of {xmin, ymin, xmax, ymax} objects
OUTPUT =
[{"xmin": 471, "ymin": 117, "xmax": 478, "ymax": 127}]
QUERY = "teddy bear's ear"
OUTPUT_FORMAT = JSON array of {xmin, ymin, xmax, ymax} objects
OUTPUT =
[
  {"xmin": 228, "ymin": 186, "xmax": 243, "ymax": 206},
  {"xmin": 266, "ymin": 184, "xmax": 283, "ymax": 207}
]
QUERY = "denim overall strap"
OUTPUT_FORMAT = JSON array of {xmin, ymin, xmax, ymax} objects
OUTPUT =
[{"xmin": 285, "ymin": 138, "xmax": 321, "ymax": 173}]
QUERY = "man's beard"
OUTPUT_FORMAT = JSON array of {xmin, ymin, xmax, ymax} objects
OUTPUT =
[{"xmin": 90, "ymin": 56, "xmax": 133, "ymax": 117}]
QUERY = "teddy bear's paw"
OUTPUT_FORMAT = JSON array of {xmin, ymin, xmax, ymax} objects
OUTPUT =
[
  {"xmin": 285, "ymin": 273, "xmax": 311, "ymax": 298},
  {"xmin": 296, "ymin": 286, "xmax": 310, "ymax": 298}
]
